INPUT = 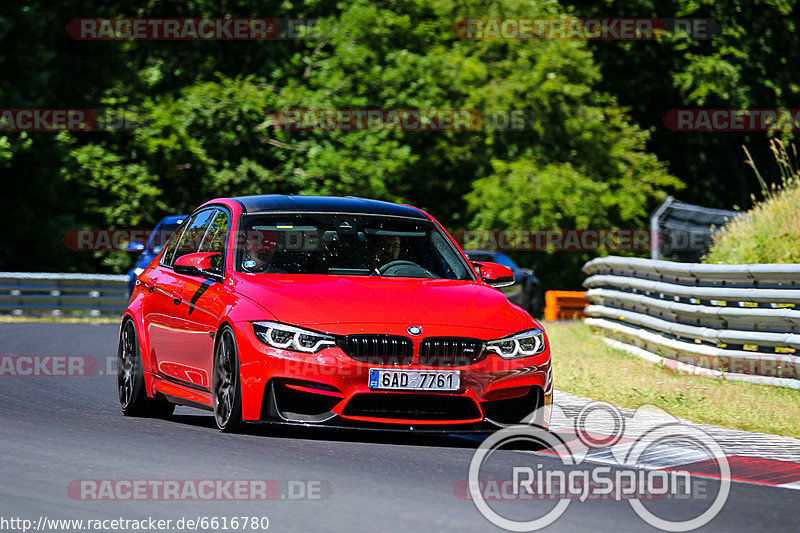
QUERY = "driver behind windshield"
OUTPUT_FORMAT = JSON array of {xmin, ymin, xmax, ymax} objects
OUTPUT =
[
  {"xmin": 368, "ymin": 234, "xmax": 401, "ymax": 274},
  {"xmin": 242, "ymin": 230, "xmax": 286, "ymax": 273}
]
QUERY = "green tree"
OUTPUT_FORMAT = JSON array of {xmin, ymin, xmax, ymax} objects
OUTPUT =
[
  {"xmin": 5, "ymin": 0, "xmax": 684, "ymax": 289},
  {"xmin": 563, "ymin": 0, "xmax": 800, "ymax": 209}
]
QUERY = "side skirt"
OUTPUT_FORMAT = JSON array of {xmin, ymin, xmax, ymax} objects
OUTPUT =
[{"xmin": 152, "ymin": 376, "xmax": 213, "ymax": 411}]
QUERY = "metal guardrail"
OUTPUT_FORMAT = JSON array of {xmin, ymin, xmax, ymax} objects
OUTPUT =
[
  {"xmin": 650, "ymin": 196, "xmax": 743, "ymax": 262},
  {"xmin": 583, "ymin": 257, "xmax": 800, "ymax": 385},
  {"xmin": 0, "ymin": 272, "xmax": 129, "ymax": 317}
]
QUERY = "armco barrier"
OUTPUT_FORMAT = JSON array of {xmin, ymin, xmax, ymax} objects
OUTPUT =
[
  {"xmin": 0, "ymin": 272, "xmax": 129, "ymax": 317},
  {"xmin": 544, "ymin": 290, "xmax": 588, "ymax": 321},
  {"xmin": 582, "ymin": 257, "xmax": 800, "ymax": 386}
]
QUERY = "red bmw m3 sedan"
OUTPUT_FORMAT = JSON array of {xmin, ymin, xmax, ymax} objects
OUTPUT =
[{"xmin": 118, "ymin": 195, "xmax": 552, "ymax": 432}]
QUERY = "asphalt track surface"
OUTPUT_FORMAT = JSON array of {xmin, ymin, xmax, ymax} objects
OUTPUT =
[{"xmin": 1, "ymin": 323, "xmax": 796, "ymax": 533}]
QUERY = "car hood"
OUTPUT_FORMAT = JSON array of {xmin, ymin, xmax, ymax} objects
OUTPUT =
[{"xmin": 231, "ymin": 274, "xmax": 532, "ymax": 336}]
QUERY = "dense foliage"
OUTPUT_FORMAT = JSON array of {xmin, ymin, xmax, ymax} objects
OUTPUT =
[
  {"xmin": 1, "ymin": 0, "xmax": 797, "ymax": 286},
  {"xmin": 705, "ymin": 140, "xmax": 800, "ymax": 264},
  {"xmin": 564, "ymin": 0, "xmax": 800, "ymax": 208}
]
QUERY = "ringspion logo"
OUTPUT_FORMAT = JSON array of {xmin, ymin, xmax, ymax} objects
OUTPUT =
[{"xmin": 466, "ymin": 402, "xmax": 730, "ymax": 531}]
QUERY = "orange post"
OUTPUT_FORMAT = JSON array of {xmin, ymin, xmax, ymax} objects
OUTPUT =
[{"xmin": 544, "ymin": 290, "xmax": 588, "ymax": 321}]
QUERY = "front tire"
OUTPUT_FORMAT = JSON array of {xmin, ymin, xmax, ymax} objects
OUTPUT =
[
  {"xmin": 212, "ymin": 326, "xmax": 243, "ymax": 432},
  {"xmin": 117, "ymin": 319, "xmax": 175, "ymax": 418}
]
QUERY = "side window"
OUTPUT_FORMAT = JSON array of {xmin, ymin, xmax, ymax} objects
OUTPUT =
[
  {"xmin": 170, "ymin": 210, "xmax": 217, "ymax": 266},
  {"xmin": 199, "ymin": 210, "xmax": 229, "ymax": 270},
  {"xmin": 161, "ymin": 221, "xmax": 188, "ymax": 266}
]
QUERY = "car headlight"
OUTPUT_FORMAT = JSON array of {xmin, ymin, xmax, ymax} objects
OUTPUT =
[
  {"xmin": 252, "ymin": 321, "xmax": 337, "ymax": 353},
  {"xmin": 485, "ymin": 329, "xmax": 546, "ymax": 359},
  {"xmin": 132, "ymin": 267, "xmax": 144, "ymax": 277}
]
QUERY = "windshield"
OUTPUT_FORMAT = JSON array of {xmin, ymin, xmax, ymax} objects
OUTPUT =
[{"xmin": 236, "ymin": 214, "xmax": 474, "ymax": 280}]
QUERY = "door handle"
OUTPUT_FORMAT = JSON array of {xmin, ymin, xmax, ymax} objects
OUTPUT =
[{"xmin": 171, "ymin": 290, "xmax": 182, "ymax": 305}]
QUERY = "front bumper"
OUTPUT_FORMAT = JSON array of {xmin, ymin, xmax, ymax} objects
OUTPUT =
[{"xmin": 232, "ymin": 321, "xmax": 553, "ymax": 429}]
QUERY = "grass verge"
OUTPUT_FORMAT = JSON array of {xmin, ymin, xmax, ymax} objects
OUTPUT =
[
  {"xmin": 546, "ymin": 320, "xmax": 800, "ymax": 438},
  {"xmin": 705, "ymin": 139, "xmax": 800, "ymax": 263}
]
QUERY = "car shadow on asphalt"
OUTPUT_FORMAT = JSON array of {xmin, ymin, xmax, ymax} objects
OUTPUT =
[{"xmin": 167, "ymin": 412, "xmax": 550, "ymax": 451}]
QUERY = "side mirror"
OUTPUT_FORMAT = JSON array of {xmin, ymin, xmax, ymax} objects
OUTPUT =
[
  {"xmin": 126, "ymin": 241, "xmax": 145, "ymax": 253},
  {"xmin": 174, "ymin": 252, "xmax": 223, "ymax": 281},
  {"xmin": 472, "ymin": 261, "xmax": 515, "ymax": 288}
]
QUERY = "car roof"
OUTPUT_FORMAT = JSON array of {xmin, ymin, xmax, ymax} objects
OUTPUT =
[{"xmin": 231, "ymin": 195, "xmax": 427, "ymax": 219}]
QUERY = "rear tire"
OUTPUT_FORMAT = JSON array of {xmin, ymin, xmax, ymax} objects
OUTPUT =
[
  {"xmin": 213, "ymin": 326, "xmax": 244, "ymax": 432},
  {"xmin": 117, "ymin": 319, "xmax": 175, "ymax": 418}
]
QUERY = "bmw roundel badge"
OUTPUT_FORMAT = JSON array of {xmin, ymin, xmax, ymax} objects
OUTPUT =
[{"xmin": 407, "ymin": 326, "xmax": 422, "ymax": 336}]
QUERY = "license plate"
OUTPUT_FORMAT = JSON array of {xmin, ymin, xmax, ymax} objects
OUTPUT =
[{"xmin": 368, "ymin": 369, "xmax": 461, "ymax": 391}]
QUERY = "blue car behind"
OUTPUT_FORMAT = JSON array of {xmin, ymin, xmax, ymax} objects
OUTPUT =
[
  {"xmin": 465, "ymin": 250, "xmax": 543, "ymax": 317},
  {"xmin": 126, "ymin": 215, "xmax": 186, "ymax": 296}
]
